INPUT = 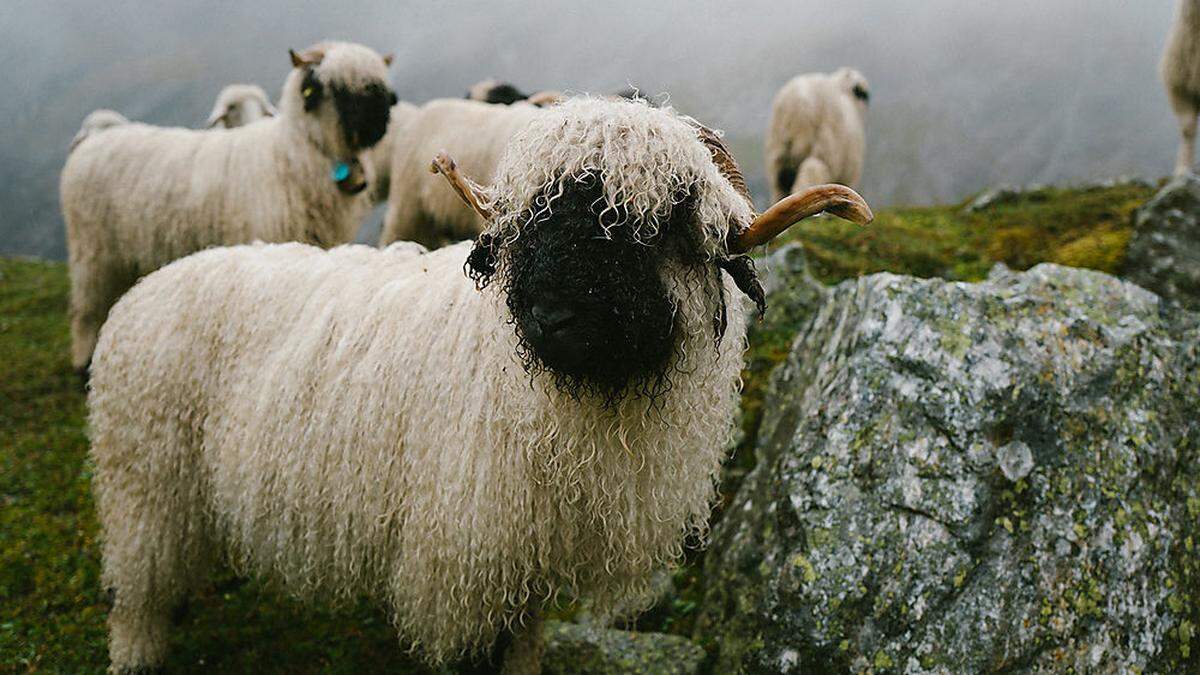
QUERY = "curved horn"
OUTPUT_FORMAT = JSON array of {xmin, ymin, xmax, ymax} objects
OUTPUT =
[
  {"xmin": 729, "ymin": 184, "xmax": 872, "ymax": 253},
  {"xmin": 430, "ymin": 151, "xmax": 492, "ymax": 222},
  {"xmin": 691, "ymin": 122, "xmax": 754, "ymax": 208}
]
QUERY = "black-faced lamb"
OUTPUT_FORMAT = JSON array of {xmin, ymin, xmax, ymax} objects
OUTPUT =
[{"xmin": 59, "ymin": 41, "xmax": 396, "ymax": 373}]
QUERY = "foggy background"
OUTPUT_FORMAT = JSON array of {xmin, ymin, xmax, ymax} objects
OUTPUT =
[{"xmin": 0, "ymin": 0, "xmax": 1179, "ymax": 260}]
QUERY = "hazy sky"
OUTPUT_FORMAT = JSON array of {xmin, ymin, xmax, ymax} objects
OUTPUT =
[{"xmin": 0, "ymin": 1, "xmax": 1180, "ymax": 258}]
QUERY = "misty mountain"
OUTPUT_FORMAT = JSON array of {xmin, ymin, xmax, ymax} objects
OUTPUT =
[{"xmin": 0, "ymin": 0, "xmax": 1179, "ymax": 260}]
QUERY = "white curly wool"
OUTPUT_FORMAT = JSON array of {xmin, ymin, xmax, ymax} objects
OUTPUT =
[
  {"xmin": 765, "ymin": 67, "xmax": 868, "ymax": 201},
  {"xmin": 89, "ymin": 97, "xmax": 752, "ymax": 671},
  {"xmin": 60, "ymin": 41, "xmax": 391, "ymax": 372},
  {"xmin": 1162, "ymin": 0, "xmax": 1200, "ymax": 176},
  {"xmin": 379, "ymin": 98, "xmax": 544, "ymax": 247}
]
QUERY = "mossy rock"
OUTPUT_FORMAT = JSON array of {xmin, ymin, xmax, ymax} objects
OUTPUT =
[
  {"xmin": 1125, "ymin": 174, "xmax": 1200, "ymax": 310},
  {"xmin": 698, "ymin": 264, "xmax": 1200, "ymax": 673}
]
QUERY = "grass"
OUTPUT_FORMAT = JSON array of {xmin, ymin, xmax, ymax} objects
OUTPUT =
[{"xmin": 0, "ymin": 180, "xmax": 1159, "ymax": 672}]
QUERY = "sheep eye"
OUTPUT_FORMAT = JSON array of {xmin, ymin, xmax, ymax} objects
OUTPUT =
[
  {"xmin": 853, "ymin": 85, "xmax": 870, "ymax": 103},
  {"xmin": 301, "ymin": 70, "xmax": 324, "ymax": 112}
]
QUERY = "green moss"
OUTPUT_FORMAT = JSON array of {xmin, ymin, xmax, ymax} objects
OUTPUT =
[{"xmin": 778, "ymin": 182, "xmax": 1155, "ymax": 285}]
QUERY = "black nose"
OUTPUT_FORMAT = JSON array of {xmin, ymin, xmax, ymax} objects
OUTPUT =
[
  {"xmin": 525, "ymin": 302, "xmax": 584, "ymax": 363},
  {"xmin": 532, "ymin": 303, "xmax": 576, "ymax": 333}
]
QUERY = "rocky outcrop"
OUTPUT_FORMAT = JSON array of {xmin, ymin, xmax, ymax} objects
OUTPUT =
[
  {"xmin": 542, "ymin": 621, "xmax": 706, "ymax": 674},
  {"xmin": 1126, "ymin": 175, "xmax": 1200, "ymax": 310},
  {"xmin": 698, "ymin": 264, "xmax": 1200, "ymax": 674}
]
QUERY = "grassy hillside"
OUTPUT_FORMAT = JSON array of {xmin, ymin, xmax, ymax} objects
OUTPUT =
[{"xmin": 0, "ymin": 180, "xmax": 1157, "ymax": 672}]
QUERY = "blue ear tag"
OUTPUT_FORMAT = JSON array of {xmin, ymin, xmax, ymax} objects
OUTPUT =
[{"xmin": 332, "ymin": 162, "xmax": 351, "ymax": 182}]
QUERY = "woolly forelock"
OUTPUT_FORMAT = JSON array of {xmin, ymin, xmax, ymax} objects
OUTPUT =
[
  {"xmin": 483, "ymin": 97, "xmax": 756, "ymax": 261},
  {"xmin": 309, "ymin": 41, "xmax": 391, "ymax": 90}
]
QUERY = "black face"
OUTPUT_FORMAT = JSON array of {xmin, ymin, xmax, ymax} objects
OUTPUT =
[
  {"xmin": 470, "ymin": 177, "xmax": 691, "ymax": 402},
  {"xmin": 478, "ymin": 83, "xmax": 529, "ymax": 105},
  {"xmin": 852, "ymin": 83, "xmax": 870, "ymax": 104},
  {"xmin": 300, "ymin": 68, "xmax": 394, "ymax": 151},
  {"xmin": 331, "ymin": 81, "xmax": 393, "ymax": 150}
]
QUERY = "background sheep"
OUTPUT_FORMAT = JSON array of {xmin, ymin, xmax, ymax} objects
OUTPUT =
[
  {"xmin": 204, "ymin": 83, "xmax": 278, "ymax": 128},
  {"xmin": 467, "ymin": 77, "xmax": 532, "ymax": 105},
  {"xmin": 59, "ymin": 41, "xmax": 396, "ymax": 373},
  {"xmin": 765, "ymin": 67, "xmax": 869, "ymax": 202},
  {"xmin": 68, "ymin": 109, "xmax": 130, "ymax": 152},
  {"xmin": 379, "ymin": 98, "xmax": 542, "ymax": 248},
  {"xmin": 1162, "ymin": 0, "xmax": 1200, "ymax": 176},
  {"xmin": 88, "ymin": 97, "xmax": 870, "ymax": 673}
]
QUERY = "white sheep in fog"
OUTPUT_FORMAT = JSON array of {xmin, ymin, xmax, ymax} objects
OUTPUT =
[
  {"xmin": 68, "ymin": 110, "xmax": 130, "ymax": 152},
  {"xmin": 379, "ymin": 98, "xmax": 543, "ymax": 247},
  {"xmin": 87, "ymin": 96, "xmax": 871, "ymax": 673},
  {"xmin": 204, "ymin": 84, "xmax": 277, "ymax": 128},
  {"xmin": 765, "ymin": 67, "xmax": 869, "ymax": 201},
  {"xmin": 1162, "ymin": 0, "xmax": 1200, "ymax": 176},
  {"xmin": 59, "ymin": 41, "xmax": 396, "ymax": 373}
]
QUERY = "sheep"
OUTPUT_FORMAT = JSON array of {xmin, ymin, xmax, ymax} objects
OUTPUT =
[
  {"xmin": 765, "ymin": 67, "xmax": 869, "ymax": 202},
  {"xmin": 204, "ymin": 83, "xmax": 278, "ymax": 128},
  {"xmin": 59, "ymin": 41, "xmax": 397, "ymax": 374},
  {"xmin": 68, "ymin": 110, "xmax": 130, "ymax": 152},
  {"xmin": 1162, "ymin": 0, "xmax": 1200, "ymax": 176},
  {"xmin": 87, "ymin": 96, "xmax": 872, "ymax": 673},
  {"xmin": 378, "ymin": 97, "xmax": 543, "ymax": 248},
  {"xmin": 467, "ymin": 77, "xmax": 533, "ymax": 105}
]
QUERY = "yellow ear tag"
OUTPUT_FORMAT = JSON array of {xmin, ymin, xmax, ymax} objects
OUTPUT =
[{"xmin": 303, "ymin": 87, "xmax": 313, "ymax": 98}]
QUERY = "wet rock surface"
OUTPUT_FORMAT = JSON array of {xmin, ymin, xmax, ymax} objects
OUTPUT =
[
  {"xmin": 1126, "ymin": 175, "xmax": 1200, "ymax": 310},
  {"xmin": 697, "ymin": 264, "xmax": 1200, "ymax": 674},
  {"xmin": 542, "ymin": 621, "xmax": 706, "ymax": 674}
]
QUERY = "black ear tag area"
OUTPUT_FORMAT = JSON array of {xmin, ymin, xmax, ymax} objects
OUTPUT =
[
  {"xmin": 301, "ymin": 69, "xmax": 324, "ymax": 112},
  {"xmin": 466, "ymin": 233, "xmax": 498, "ymax": 287},
  {"xmin": 716, "ymin": 255, "xmax": 766, "ymax": 318}
]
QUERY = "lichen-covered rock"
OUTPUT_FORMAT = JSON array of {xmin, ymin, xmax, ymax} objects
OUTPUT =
[
  {"xmin": 698, "ymin": 264, "xmax": 1200, "ymax": 674},
  {"xmin": 542, "ymin": 621, "xmax": 706, "ymax": 674},
  {"xmin": 1126, "ymin": 175, "xmax": 1200, "ymax": 310}
]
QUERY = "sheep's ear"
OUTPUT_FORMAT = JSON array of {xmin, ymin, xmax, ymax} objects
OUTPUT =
[
  {"xmin": 430, "ymin": 151, "xmax": 492, "ymax": 222},
  {"xmin": 289, "ymin": 48, "xmax": 324, "ymax": 68},
  {"xmin": 466, "ymin": 232, "xmax": 498, "ymax": 283},
  {"xmin": 382, "ymin": 53, "xmax": 395, "ymax": 67}
]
